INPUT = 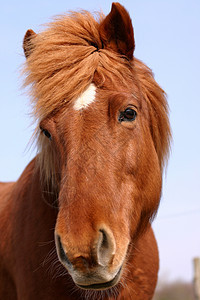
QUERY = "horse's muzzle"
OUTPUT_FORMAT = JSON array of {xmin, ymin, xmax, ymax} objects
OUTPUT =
[{"xmin": 54, "ymin": 227, "xmax": 124, "ymax": 290}]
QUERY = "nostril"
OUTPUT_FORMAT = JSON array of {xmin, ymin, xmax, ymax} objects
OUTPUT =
[
  {"xmin": 55, "ymin": 234, "xmax": 72, "ymax": 267},
  {"xmin": 97, "ymin": 228, "xmax": 116, "ymax": 267},
  {"xmin": 100, "ymin": 230, "xmax": 108, "ymax": 248}
]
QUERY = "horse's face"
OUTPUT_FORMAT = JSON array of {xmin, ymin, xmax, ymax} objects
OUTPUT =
[
  {"xmin": 40, "ymin": 80, "xmax": 162, "ymax": 289},
  {"xmin": 24, "ymin": 2, "xmax": 167, "ymax": 291}
]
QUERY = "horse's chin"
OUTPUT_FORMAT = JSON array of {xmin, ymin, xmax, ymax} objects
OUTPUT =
[{"xmin": 75, "ymin": 266, "xmax": 122, "ymax": 291}]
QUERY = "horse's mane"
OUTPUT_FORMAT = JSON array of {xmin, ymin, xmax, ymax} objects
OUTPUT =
[{"xmin": 23, "ymin": 10, "xmax": 171, "ymax": 187}]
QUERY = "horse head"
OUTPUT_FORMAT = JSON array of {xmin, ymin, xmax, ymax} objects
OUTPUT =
[{"xmin": 23, "ymin": 2, "xmax": 170, "ymax": 291}]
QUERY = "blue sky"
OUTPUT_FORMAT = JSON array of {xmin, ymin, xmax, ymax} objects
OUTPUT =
[{"xmin": 1, "ymin": 0, "xmax": 200, "ymax": 283}]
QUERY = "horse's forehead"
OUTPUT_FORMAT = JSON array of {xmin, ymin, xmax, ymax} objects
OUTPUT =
[
  {"xmin": 73, "ymin": 84, "xmax": 96, "ymax": 111},
  {"xmin": 72, "ymin": 83, "xmax": 136, "ymax": 112}
]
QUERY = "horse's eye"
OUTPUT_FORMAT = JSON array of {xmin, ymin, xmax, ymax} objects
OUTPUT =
[
  {"xmin": 118, "ymin": 108, "xmax": 137, "ymax": 122},
  {"xmin": 40, "ymin": 127, "xmax": 52, "ymax": 140}
]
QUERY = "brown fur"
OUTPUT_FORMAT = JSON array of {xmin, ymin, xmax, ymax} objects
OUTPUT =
[{"xmin": 0, "ymin": 3, "xmax": 171, "ymax": 299}]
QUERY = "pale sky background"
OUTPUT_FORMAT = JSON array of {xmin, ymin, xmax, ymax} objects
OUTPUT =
[{"xmin": 1, "ymin": 0, "xmax": 200, "ymax": 283}]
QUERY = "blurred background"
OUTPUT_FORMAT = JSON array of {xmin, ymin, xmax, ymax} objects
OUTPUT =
[{"xmin": 1, "ymin": 1, "xmax": 200, "ymax": 298}]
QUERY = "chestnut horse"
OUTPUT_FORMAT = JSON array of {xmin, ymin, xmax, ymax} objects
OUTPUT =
[{"xmin": 0, "ymin": 3, "xmax": 171, "ymax": 299}]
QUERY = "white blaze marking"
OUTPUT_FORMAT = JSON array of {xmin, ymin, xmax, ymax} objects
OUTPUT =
[{"xmin": 74, "ymin": 83, "xmax": 96, "ymax": 110}]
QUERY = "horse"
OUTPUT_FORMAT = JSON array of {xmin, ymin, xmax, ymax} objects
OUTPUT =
[{"xmin": 0, "ymin": 3, "xmax": 171, "ymax": 299}]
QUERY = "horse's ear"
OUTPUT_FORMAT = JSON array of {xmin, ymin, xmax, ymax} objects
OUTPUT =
[
  {"xmin": 23, "ymin": 29, "xmax": 37, "ymax": 58},
  {"xmin": 99, "ymin": 2, "xmax": 135, "ymax": 60}
]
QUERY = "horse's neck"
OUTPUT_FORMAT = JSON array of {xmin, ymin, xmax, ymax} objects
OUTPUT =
[
  {"xmin": 12, "ymin": 157, "xmax": 58, "ymax": 225},
  {"xmin": 4, "ymin": 158, "xmax": 58, "ymax": 264}
]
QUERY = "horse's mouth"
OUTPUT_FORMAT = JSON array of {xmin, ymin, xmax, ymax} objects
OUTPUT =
[{"xmin": 76, "ymin": 267, "xmax": 122, "ymax": 290}]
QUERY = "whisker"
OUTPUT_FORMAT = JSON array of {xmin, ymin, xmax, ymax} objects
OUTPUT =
[{"xmin": 38, "ymin": 239, "xmax": 55, "ymax": 247}]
